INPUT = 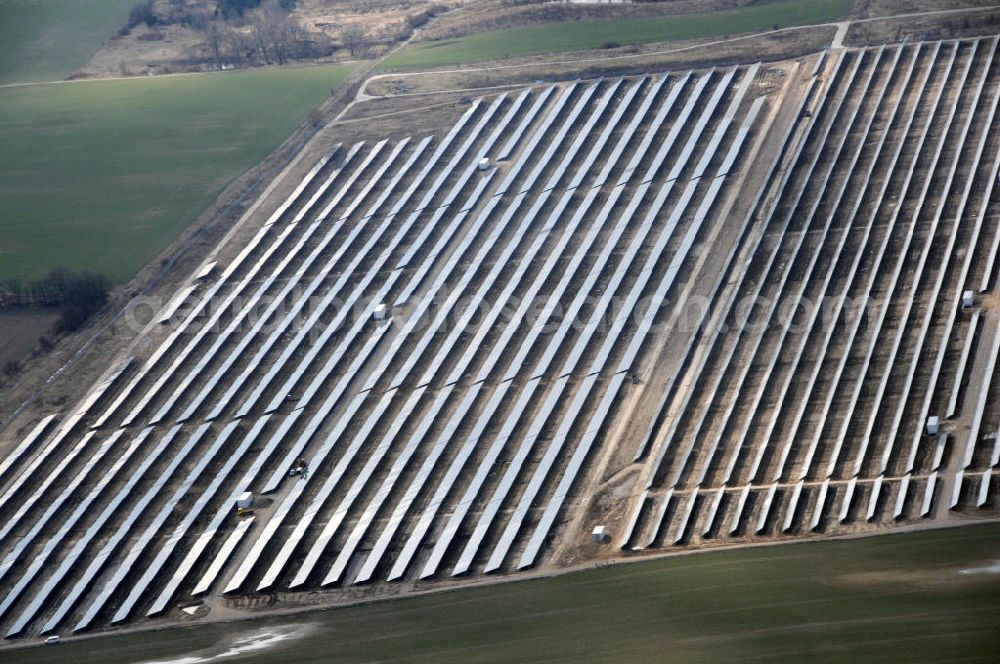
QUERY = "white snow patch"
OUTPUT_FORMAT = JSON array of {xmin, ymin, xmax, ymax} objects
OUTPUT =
[
  {"xmin": 958, "ymin": 560, "xmax": 1000, "ymax": 576},
  {"xmin": 141, "ymin": 623, "xmax": 312, "ymax": 664}
]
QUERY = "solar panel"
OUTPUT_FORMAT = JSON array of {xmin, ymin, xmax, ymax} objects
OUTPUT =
[
  {"xmin": 782, "ymin": 44, "xmax": 923, "ymax": 478},
  {"xmin": 421, "ymin": 80, "xmax": 644, "ymax": 387},
  {"xmin": 880, "ymin": 59, "xmax": 997, "ymax": 473},
  {"xmin": 643, "ymin": 491, "xmax": 672, "ymax": 549},
  {"xmin": 865, "ymin": 476, "xmax": 883, "ymax": 521},
  {"xmin": 0, "ymin": 429, "xmax": 125, "ymax": 619},
  {"xmin": 0, "ymin": 414, "xmax": 57, "ymax": 487},
  {"xmin": 778, "ymin": 44, "xmax": 953, "ymax": 483},
  {"xmin": 671, "ymin": 490, "xmax": 697, "ymax": 544},
  {"xmin": 401, "ymin": 382, "xmax": 512, "ymax": 580},
  {"xmin": 279, "ymin": 390, "xmax": 406, "ymax": 589},
  {"xmin": 563, "ymin": 79, "xmax": 640, "ymax": 190},
  {"xmin": 90, "ymin": 145, "xmax": 355, "ymax": 429},
  {"xmin": 728, "ymin": 485, "xmax": 751, "ymax": 534},
  {"xmin": 700, "ymin": 487, "xmax": 726, "ymax": 537},
  {"xmin": 192, "ymin": 516, "xmax": 255, "ymax": 596},
  {"xmin": 497, "ymin": 86, "xmax": 556, "ymax": 162},
  {"xmin": 950, "ymin": 471, "xmax": 964, "ymax": 508},
  {"xmin": 948, "ymin": 310, "xmax": 981, "ymax": 419},
  {"xmin": 486, "ymin": 373, "xmax": 598, "ymax": 571},
  {"xmin": 219, "ymin": 395, "xmax": 369, "ymax": 594},
  {"xmin": 393, "ymin": 167, "xmax": 497, "ymax": 304},
  {"xmin": 589, "ymin": 73, "xmax": 756, "ymax": 387},
  {"xmin": 156, "ymin": 285, "xmax": 197, "ymax": 325},
  {"xmin": 656, "ymin": 52, "xmax": 867, "ymax": 490},
  {"xmin": 508, "ymin": 74, "xmax": 720, "ymax": 385},
  {"xmin": 420, "ymin": 378, "xmax": 532, "ymax": 578},
  {"xmin": 496, "ymin": 83, "xmax": 578, "ymax": 195},
  {"xmin": 358, "ymin": 387, "xmax": 481, "ymax": 583},
  {"xmin": 890, "ymin": 474, "xmax": 910, "ymax": 519},
  {"xmin": 125, "ymin": 142, "xmax": 386, "ymax": 428},
  {"xmin": 0, "ymin": 426, "xmax": 153, "ymax": 632},
  {"xmin": 165, "ymin": 165, "xmax": 391, "ymax": 424},
  {"xmin": 930, "ymin": 433, "xmax": 949, "ymax": 471},
  {"xmin": 474, "ymin": 71, "xmax": 744, "ymax": 556},
  {"xmin": 623, "ymin": 489, "xmax": 652, "ymax": 550},
  {"xmin": 725, "ymin": 62, "xmax": 760, "ymax": 122},
  {"xmin": 0, "ymin": 429, "xmax": 104, "ymax": 562},
  {"xmin": 920, "ymin": 472, "xmax": 937, "ymax": 516},
  {"xmin": 113, "ymin": 419, "xmax": 267, "ymax": 622},
  {"xmin": 491, "ymin": 79, "xmax": 694, "ymax": 385},
  {"xmin": 976, "ymin": 470, "xmax": 991, "ymax": 507},
  {"xmin": 253, "ymin": 98, "xmax": 492, "ymax": 417},
  {"xmin": 259, "ymin": 321, "xmax": 395, "ymax": 494},
  {"xmin": 365, "ymin": 83, "xmax": 604, "ymax": 393},
  {"xmin": 639, "ymin": 63, "xmax": 835, "ymax": 477},
  {"xmin": 250, "ymin": 155, "xmax": 501, "ymax": 487},
  {"xmin": 809, "ymin": 480, "xmax": 830, "ymax": 530},
  {"xmin": 781, "ymin": 482, "xmax": 802, "ymax": 533},
  {"xmin": 145, "ymin": 415, "xmax": 272, "ymax": 615},
  {"xmin": 229, "ymin": 138, "xmax": 432, "ymax": 420},
  {"xmin": 902, "ymin": 38, "xmax": 1000, "ymax": 473},
  {"xmin": 847, "ymin": 41, "xmax": 980, "ymax": 479},
  {"xmin": 0, "ymin": 410, "xmax": 86, "ymax": 515},
  {"xmin": 23, "ymin": 426, "xmax": 181, "ymax": 635},
  {"xmin": 327, "ymin": 388, "xmax": 454, "ymax": 585},
  {"xmin": 73, "ymin": 423, "xmax": 221, "ymax": 631},
  {"xmin": 715, "ymin": 96, "xmax": 765, "ymax": 177},
  {"xmin": 616, "ymin": 74, "xmax": 687, "ymax": 186},
  {"xmin": 838, "ymin": 477, "xmax": 857, "ymax": 522},
  {"xmin": 456, "ymin": 375, "xmax": 568, "ymax": 575},
  {"xmin": 78, "ymin": 422, "xmax": 239, "ymax": 626},
  {"xmin": 403, "ymin": 92, "xmax": 507, "ymax": 218},
  {"xmin": 262, "ymin": 147, "xmax": 341, "ymax": 229},
  {"xmin": 754, "ymin": 483, "xmax": 777, "ymax": 533},
  {"xmin": 177, "ymin": 139, "xmax": 417, "ymax": 423},
  {"xmin": 665, "ymin": 68, "xmax": 735, "ymax": 182}
]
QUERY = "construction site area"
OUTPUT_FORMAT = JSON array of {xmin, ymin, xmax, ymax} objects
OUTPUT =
[{"xmin": 0, "ymin": 32, "xmax": 998, "ymax": 642}]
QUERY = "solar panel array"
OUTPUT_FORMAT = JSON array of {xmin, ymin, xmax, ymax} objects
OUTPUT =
[
  {"xmin": 4, "ymin": 40, "xmax": 993, "ymax": 637},
  {"xmin": 625, "ymin": 37, "xmax": 1000, "ymax": 550},
  {"xmin": 0, "ymin": 65, "xmax": 767, "ymax": 634}
]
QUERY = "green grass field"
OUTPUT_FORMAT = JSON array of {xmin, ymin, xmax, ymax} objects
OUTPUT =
[
  {"xmin": 0, "ymin": 0, "xmax": 136, "ymax": 85},
  {"xmin": 382, "ymin": 0, "xmax": 853, "ymax": 71},
  {"xmin": 0, "ymin": 65, "xmax": 355, "ymax": 284},
  {"xmin": 4, "ymin": 523, "xmax": 998, "ymax": 663}
]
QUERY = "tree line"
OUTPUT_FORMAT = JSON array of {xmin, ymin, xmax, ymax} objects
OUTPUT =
[
  {"xmin": 1, "ymin": 269, "xmax": 110, "ymax": 333},
  {"xmin": 122, "ymin": 0, "xmax": 342, "ymax": 69}
]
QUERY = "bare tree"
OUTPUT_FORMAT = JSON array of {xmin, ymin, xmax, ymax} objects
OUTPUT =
[
  {"xmin": 250, "ymin": 16, "xmax": 271, "ymax": 63},
  {"xmin": 340, "ymin": 24, "xmax": 370, "ymax": 58},
  {"xmin": 224, "ymin": 25, "xmax": 247, "ymax": 68},
  {"xmin": 263, "ymin": 5, "xmax": 292, "ymax": 65},
  {"xmin": 206, "ymin": 21, "xmax": 224, "ymax": 70}
]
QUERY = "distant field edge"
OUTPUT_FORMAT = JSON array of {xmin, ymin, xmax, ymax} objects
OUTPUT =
[{"xmin": 381, "ymin": 0, "xmax": 854, "ymax": 71}]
